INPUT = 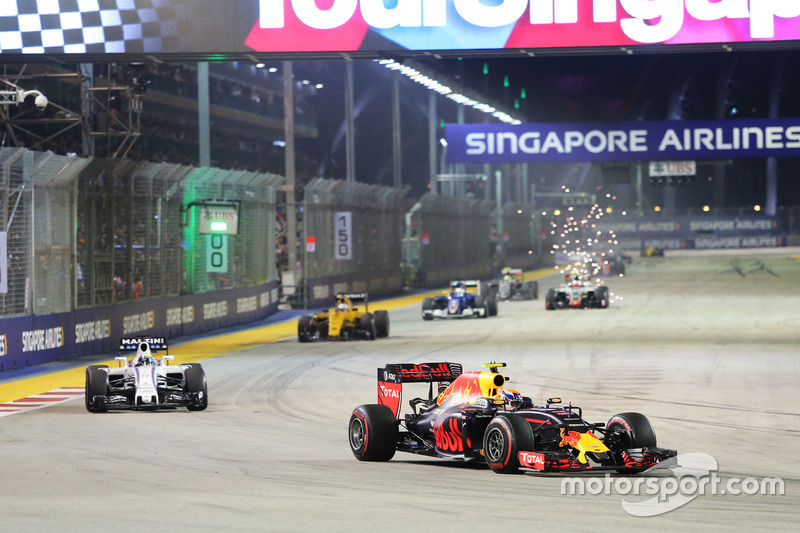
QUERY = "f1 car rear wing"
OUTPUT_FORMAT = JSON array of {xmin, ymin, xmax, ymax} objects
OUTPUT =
[
  {"xmin": 377, "ymin": 362, "xmax": 463, "ymax": 418},
  {"xmin": 119, "ymin": 337, "xmax": 168, "ymax": 353}
]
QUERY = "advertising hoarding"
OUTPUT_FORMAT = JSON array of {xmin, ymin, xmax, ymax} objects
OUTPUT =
[
  {"xmin": 445, "ymin": 118, "xmax": 800, "ymax": 163},
  {"xmin": 0, "ymin": 1, "xmax": 798, "ymax": 58}
]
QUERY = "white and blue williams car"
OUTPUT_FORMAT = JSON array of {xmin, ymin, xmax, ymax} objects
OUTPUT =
[{"xmin": 85, "ymin": 337, "xmax": 207, "ymax": 412}]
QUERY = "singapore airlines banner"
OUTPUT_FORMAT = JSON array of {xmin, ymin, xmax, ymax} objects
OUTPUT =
[
  {"xmin": 445, "ymin": 119, "xmax": 800, "ymax": 164},
  {"xmin": 0, "ymin": 1, "xmax": 799, "ymax": 56}
]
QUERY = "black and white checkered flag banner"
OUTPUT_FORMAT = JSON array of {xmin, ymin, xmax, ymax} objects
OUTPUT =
[{"xmin": 0, "ymin": 0, "xmax": 183, "ymax": 55}]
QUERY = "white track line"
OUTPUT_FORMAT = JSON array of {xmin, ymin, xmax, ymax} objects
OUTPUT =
[{"xmin": 0, "ymin": 388, "xmax": 84, "ymax": 418}]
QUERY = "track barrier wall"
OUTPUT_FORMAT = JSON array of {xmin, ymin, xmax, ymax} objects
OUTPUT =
[
  {"xmin": 415, "ymin": 192, "xmax": 495, "ymax": 287},
  {"xmin": 303, "ymin": 178, "xmax": 407, "ymax": 308},
  {"xmin": 1, "ymin": 147, "xmax": 283, "ymax": 372}
]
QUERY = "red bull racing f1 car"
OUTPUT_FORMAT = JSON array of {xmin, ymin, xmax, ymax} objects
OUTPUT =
[
  {"xmin": 349, "ymin": 362, "xmax": 675, "ymax": 474},
  {"xmin": 85, "ymin": 337, "xmax": 208, "ymax": 412}
]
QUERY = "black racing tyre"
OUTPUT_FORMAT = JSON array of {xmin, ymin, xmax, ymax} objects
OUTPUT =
[
  {"xmin": 359, "ymin": 312, "xmax": 376, "ymax": 340},
  {"xmin": 349, "ymin": 404, "xmax": 398, "ymax": 461},
  {"xmin": 545, "ymin": 288, "xmax": 557, "ymax": 310},
  {"xmin": 421, "ymin": 297, "xmax": 434, "ymax": 321},
  {"xmin": 595, "ymin": 286, "xmax": 609, "ymax": 309},
  {"xmin": 373, "ymin": 310, "xmax": 390, "ymax": 338},
  {"xmin": 297, "ymin": 315, "xmax": 314, "ymax": 342},
  {"xmin": 606, "ymin": 412, "xmax": 656, "ymax": 472},
  {"xmin": 85, "ymin": 365, "xmax": 109, "ymax": 413},
  {"xmin": 487, "ymin": 295, "xmax": 498, "ymax": 316},
  {"xmin": 606, "ymin": 412, "xmax": 656, "ymax": 449},
  {"xmin": 473, "ymin": 294, "xmax": 488, "ymax": 318},
  {"xmin": 185, "ymin": 364, "xmax": 208, "ymax": 411},
  {"xmin": 483, "ymin": 415, "xmax": 535, "ymax": 474}
]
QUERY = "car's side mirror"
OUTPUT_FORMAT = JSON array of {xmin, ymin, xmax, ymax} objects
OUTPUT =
[{"xmin": 115, "ymin": 356, "xmax": 127, "ymax": 367}]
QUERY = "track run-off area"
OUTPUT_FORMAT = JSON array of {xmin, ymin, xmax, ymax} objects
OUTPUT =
[{"xmin": 1, "ymin": 250, "xmax": 799, "ymax": 532}]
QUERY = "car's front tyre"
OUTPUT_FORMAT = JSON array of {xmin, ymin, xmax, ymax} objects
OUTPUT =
[
  {"xmin": 297, "ymin": 315, "xmax": 314, "ymax": 342},
  {"xmin": 605, "ymin": 412, "xmax": 656, "ymax": 472},
  {"xmin": 483, "ymin": 415, "xmax": 535, "ymax": 474},
  {"xmin": 85, "ymin": 365, "xmax": 109, "ymax": 413},
  {"xmin": 545, "ymin": 288, "xmax": 558, "ymax": 310},
  {"xmin": 185, "ymin": 364, "xmax": 208, "ymax": 411}
]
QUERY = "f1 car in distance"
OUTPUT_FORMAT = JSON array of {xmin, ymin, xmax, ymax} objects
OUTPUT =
[
  {"xmin": 487, "ymin": 267, "xmax": 539, "ymax": 300},
  {"xmin": 593, "ymin": 254, "xmax": 631, "ymax": 277},
  {"xmin": 421, "ymin": 280, "xmax": 498, "ymax": 320},
  {"xmin": 348, "ymin": 362, "xmax": 676, "ymax": 474},
  {"xmin": 298, "ymin": 293, "xmax": 389, "ymax": 342},
  {"xmin": 545, "ymin": 271, "xmax": 610, "ymax": 310},
  {"xmin": 85, "ymin": 337, "xmax": 208, "ymax": 412}
]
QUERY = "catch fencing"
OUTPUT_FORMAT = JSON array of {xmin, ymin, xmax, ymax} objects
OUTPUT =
[
  {"xmin": 302, "ymin": 178, "xmax": 407, "ymax": 308},
  {"xmin": 495, "ymin": 202, "xmax": 548, "ymax": 270},
  {"xmin": 0, "ymin": 147, "xmax": 282, "ymax": 370},
  {"xmin": 413, "ymin": 193, "xmax": 495, "ymax": 287}
]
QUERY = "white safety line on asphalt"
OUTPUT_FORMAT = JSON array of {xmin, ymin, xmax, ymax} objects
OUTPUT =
[{"xmin": 0, "ymin": 388, "xmax": 84, "ymax": 418}]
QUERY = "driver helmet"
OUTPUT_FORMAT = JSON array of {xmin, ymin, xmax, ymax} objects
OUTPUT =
[
  {"xmin": 498, "ymin": 389, "xmax": 522, "ymax": 408},
  {"xmin": 336, "ymin": 301, "xmax": 349, "ymax": 312},
  {"xmin": 454, "ymin": 283, "xmax": 466, "ymax": 297},
  {"xmin": 135, "ymin": 355, "xmax": 157, "ymax": 367},
  {"xmin": 503, "ymin": 274, "xmax": 513, "ymax": 282}
]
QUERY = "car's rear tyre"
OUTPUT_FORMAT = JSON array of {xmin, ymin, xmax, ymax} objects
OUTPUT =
[
  {"xmin": 349, "ymin": 404, "xmax": 398, "ymax": 461},
  {"xmin": 606, "ymin": 412, "xmax": 656, "ymax": 472},
  {"xmin": 359, "ymin": 312, "xmax": 376, "ymax": 340},
  {"xmin": 373, "ymin": 310, "xmax": 390, "ymax": 338},
  {"xmin": 483, "ymin": 415, "xmax": 535, "ymax": 474},
  {"xmin": 595, "ymin": 286, "xmax": 609, "ymax": 308},
  {"xmin": 297, "ymin": 315, "xmax": 314, "ymax": 342},
  {"xmin": 529, "ymin": 280, "xmax": 539, "ymax": 300},
  {"xmin": 421, "ymin": 297, "xmax": 434, "ymax": 321},
  {"xmin": 185, "ymin": 364, "xmax": 208, "ymax": 411},
  {"xmin": 85, "ymin": 365, "xmax": 108, "ymax": 413},
  {"xmin": 545, "ymin": 288, "xmax": 557, "ymax": 310}
]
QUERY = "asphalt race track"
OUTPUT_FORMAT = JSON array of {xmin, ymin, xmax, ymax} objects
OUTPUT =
[{"xmin": 1, "ymin": 248, "xmax": 799, "ymax": 532}]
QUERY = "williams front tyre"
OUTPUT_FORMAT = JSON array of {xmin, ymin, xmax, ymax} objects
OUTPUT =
[
  {"xmin": 85, "ymin": 365, "xmax": 109, "ymax": 413},
  {"xmin": 349, "ymin": 404, "xmax": 398, "ymax": 461},
  {"xmin": 185, "ymin": 364, "xmax": 209, "ymax": 411}
]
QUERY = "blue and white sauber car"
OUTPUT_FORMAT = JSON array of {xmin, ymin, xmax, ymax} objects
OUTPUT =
[
  {"xmin": 84, "ymin": 337, "xmax": 208, "ymax": 412},
  {"xmin": 421, "ymin": 280, "xmax": 498, "ymax": 320}
]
